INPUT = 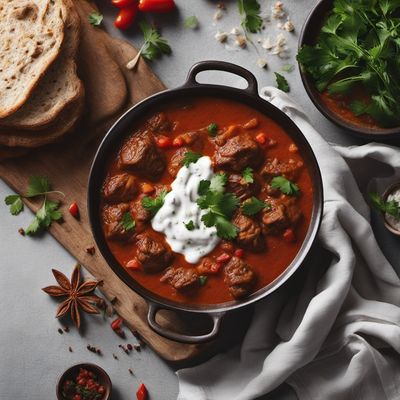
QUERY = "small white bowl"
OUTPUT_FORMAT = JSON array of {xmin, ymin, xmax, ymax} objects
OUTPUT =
[{"xmin": 382, "ymin": 182, "xmax": 400, "ymax": 236}]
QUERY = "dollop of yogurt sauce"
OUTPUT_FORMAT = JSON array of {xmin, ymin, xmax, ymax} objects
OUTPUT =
[
  {"xmin": 386, "ymin": 189, "xmax": 400, "ymax": 231},
  {"xmin": 151, "ymin": 156, "xmax": 220, "ymax": 263}
]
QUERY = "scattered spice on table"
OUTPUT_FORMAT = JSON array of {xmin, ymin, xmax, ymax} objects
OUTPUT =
[
  {"xmin": 111, "ymin": 317, "xmax": 126, "ymax": 338},
  {"xmin": 68, "ymin": 201, "xmax": 80, "ymax": 219},
  {"xmin": 18, "ymin": 228, "xmax": 25, "ymax": 236},
  {"xmin": 128, "ymin": 368, "xmax": 134, "ymax": 375},
  {"xmin": 58, "ymin": 328, "xmax": 64, "ymax": 335},
  {"xmin": 112, "ymin": 353, "xmax": 118, "ymax": 360},
  {"xmin": 86, "ymin": 246, "xmax": 96, "ymax": 255},
  {"xmin": 68, "ymin": 346, "xmax": 73, "ymax": 352}
]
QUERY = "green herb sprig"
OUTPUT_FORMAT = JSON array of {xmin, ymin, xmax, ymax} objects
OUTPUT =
[
  {"xmin": 139, "ymin": 21, "xmax": 172, "ymax": 61},
  {"xmin": 142, "ymin": 190, "xmax": 168, "ymax": 216},
  {"xmin": 237, "ymin": 0, "xmax": 263, "ymax": 34},
  {"xmin": 270, "ymin": 176, "xmax": 300, "ymax": 196},
  {"xmin": 369, "ymin": 192, "xmax": 400, "ymax": 218}
]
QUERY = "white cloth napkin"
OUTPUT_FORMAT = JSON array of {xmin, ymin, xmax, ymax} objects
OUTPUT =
[{"xmin": 176, "ymin": 87, "xmax": 400, "ymax": 400}]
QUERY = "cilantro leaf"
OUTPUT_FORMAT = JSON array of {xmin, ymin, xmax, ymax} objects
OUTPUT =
[
  {"xmin": 275, "ymin": 73, "xmax": 290, "ymax": 93},
  {"xmin": 184, "ymin": 220, "xmax": 196, "ymax": 231},
  {"xmin": 201, "ymin": 211, "xmax": 217, "ymax": 227},
  {"xmin": 184, "ymin": 16, "xmax": 199, "ymax": 29},
  {"xmin": 270, "ymin": 176, "xmax": 300, "ymax": 196},
  {"xmin": 181, "ymin": 151, "xmax": 202, "ymax": 167},
  {"xmin": 237, "ymin": 0, "xmax": 263, "ymax": 34},
  {"xmin": 121, "ymin": 212, "xmax": 136, "ymax": 231},
  {"xmin": 142, "ymin": 190, "xmax": 168, "ymax": 216},
  {"xmin": 198, "ymin": 180, "xmax": 211, "ymax": 196},
  {"xmin": 25, "ymin": 199, "xmax": 62, "ymax": 236},
  {"xmin": 139, "ymin": 21, "xmax": 172, "ymax": 61},
  {"xmin": 215, "ymin": 216, "xmax": 239, "ymax": 240},
  {"xmin": 5, "ymin": 195, "xmax": 24, "ymax": 215},
  {"xmin": 369, "ymin": 192, "xmax": 400, "ymax": 218},
  {"xmin": 209, "ymin": 173, "xmax": 227, "ymax": 193},
  {"xmin": 242, "ymin": 197, "xmax": 270, "ymax": 216},
  {"xmin": 88, "ymin": 12, "xmax": 103, "ymax": 26},
  {"xmin": 198, "ymin": 275, "xmax": 208, "ymax": 286},
  {"xmin": 242, "ymin": 167, "xmax": 254, "ymax": 184},
  {"xmin": 207, "ymin": 123, "xmax": 218, "ymax": 136},
  {"xmin": 25, "ymin": 176, "xmax": 51, "ymax": 197}
]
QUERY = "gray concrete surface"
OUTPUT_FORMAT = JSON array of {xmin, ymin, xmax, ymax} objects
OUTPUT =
[{"xmin": 1, "ymin": 1, "xmax": 399, "ymax": 399}]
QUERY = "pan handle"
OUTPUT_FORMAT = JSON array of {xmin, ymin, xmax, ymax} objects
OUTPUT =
[
  {"xmin": 147, "ymin": 301, "xmax": 225, "ymax": 344},
  {"xmin": 182, "ymin": 60, "xmax": 259, "ymax": 96}
]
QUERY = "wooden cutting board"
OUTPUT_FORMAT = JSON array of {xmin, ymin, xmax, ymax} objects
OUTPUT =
[{"xmin": 0, "ymin": 0, "xmax": 244, "ymax": 364}]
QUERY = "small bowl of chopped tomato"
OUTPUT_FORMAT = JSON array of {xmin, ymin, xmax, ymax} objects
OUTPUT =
[
  {"xmin": 298, "ymin": 0, "xmax": 400, "ymax": 139},
  {"xmin": 56, "ymin": 363, "xmax": 112, "ymax": 400}
]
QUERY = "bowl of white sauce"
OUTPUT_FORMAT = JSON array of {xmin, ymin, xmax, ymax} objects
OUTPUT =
[{"xmin": 382, "ymin": 182, "xmax": 400, "ymax": 236}]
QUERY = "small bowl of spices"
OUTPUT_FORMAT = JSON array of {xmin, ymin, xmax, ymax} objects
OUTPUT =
[
  {"xmin": 57, "ymin": 363, "xmax": 112, "ymax": 400},
  {"xmin": 370, "ymin": 183, "xmax": 400, "ymax": 236}
]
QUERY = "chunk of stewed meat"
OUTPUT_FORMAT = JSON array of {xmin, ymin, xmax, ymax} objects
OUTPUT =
[
  {"xmin": 102, "ymin": 203, "xmax": 134, "ymax": 241},
  {"xmin": 226, "ymin": 174, "xmax": 260, "ymax": 201},
  {"xmin": 136, "ymin": 234, "xmax": 173, "ymax": 273},
  {"xmin": 196, "ymin": 257, "xmax": 221, "ymax": 275},
  {"xmin": 232, "ymin": 213, "xmax": 265, "ymax": 251},
  {"xmin": 215, "ymin": 134, "xmax": 263, "ymax": 172},
  {"xmin": 119, "ymin": 131, "xmax": 166, "ymax": 180},
  {"xmin": 168, "ymin": 147, "xmax": 189, "ymax": 177},
  {"xmin": 103, "ymin": 173, "xmax": 137, "ymax": 203},
  {"xmin": 261, "ymin": 197, "xmax": 302, "ymax": 235},
  {"xmin": 261, "ymin": 158, "xmax": 303, "ymax": 182},
  {"xmin": 160, "ymin": 266, "xmax": 199, "ymax": 290},
  {"xmin": 181, "ymin": 130, "xmax": 206, "ymax": 152},
  {"xmin": 130, "ymin": 198, "xmax": 151, "ymax": 223},
  {"xmin": 224, "ymin": 257, "xmax": 256, "ymax": 299},
  {"xmin": 147, "ymin": 112, "xmax": 172, "ymax": 132}
]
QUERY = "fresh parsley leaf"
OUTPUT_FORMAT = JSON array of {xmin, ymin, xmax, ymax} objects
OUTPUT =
[
  {"xmin": 242, "ymin": 197, "xmax": 270, "ymax": 216},
  {"xmin": 271, "ymin": 176, "xmax": 299, "ymax": 196},
  {"xmin": 25, "ymin": 176, "xmax": 51, "ymax": 197},
  {"xmin": 215, "ymin": 216, "xmax": 239, "ymax": 239},
  {"xmin": 242, "ymin": 167, "xmax": 254, "ymax": 184},
  {"xmin": 198, "ymin": 180, "xmax": 211, "ymax": 196},
  {"xmin": 5, "ymin": 195, "xmax": 23, "ymax": 215},
  {"xmin": 237, "ymin": 0, "xmax": 263, "ymax": 34},
  {"xmin": 184, "ymin": 220, "xmax": 196, "ymax": 231},
  {"xmin": 184, "ymin": 16, "xmax": 199, "ymax": 29},
  {"xmin": 198, "ymin": 275, "xmax": 208, "ymax": 286},
  {"xmin": 275, "ymin": 73, "xmax": 290, "ymax": 93},
  {"xmin": 25, "ymin": 199, "xmax": 62, "ymax": 236},
  {"xmin": 142, "ymin": 190, "xmax": 168, "ymax": 216},
  {"xmin": 207, "ymin": 123, "xmax": 218, "ymax": 136},
  {"xmin": 139, "ymin": 21, "xmax": 172, "ymax": 61},
  {"xmin": 282, "ymin": 64, "xmax": 295, "ymax": 73},
  {"xmin": 88, "ymin": 12, "xmax": 103, "ymax": 26},
  {"xmin": 369, "ymin": 192, "xmax": 400, "ymax": 218},
  {"xmin": 209, "ymin": 173, "xmax": 227, "ymax": 193},
  {"xmin": 181, "ymin": 151, "xmax": 202, "ymax": 167},
  {"xmin": 121, "ymin": 212, "xmax": 136, "ymax": 231}
]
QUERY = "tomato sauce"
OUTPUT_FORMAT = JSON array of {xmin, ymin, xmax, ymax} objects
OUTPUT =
[{"xmin": 101, "ymin": 97, "xmax": 314, "ymax": 305}]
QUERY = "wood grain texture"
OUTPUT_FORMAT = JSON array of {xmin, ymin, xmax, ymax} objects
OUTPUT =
[{"xmin": 0, "ymin": 0, "xmax": 213, "ymax": 363}]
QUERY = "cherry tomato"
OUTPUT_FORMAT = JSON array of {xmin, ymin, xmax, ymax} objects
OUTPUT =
[
  {"xmin": 114, "ymin": 6, "xmax": 138, "ymax": 30},
  {"xmin": 172, "ymin": 136, "xmax": 184, "ymax": 147},
  {"xmin": 138, "ymin": 0, "xmax": 176, "ymax": 13},
  {"xmin": 112, "ymin": 0, "xmax": 137, "ymax": 8},
  {"xmin": 136, "ymin": 383, "xmax": 148, "ymax": 400},
  {"xmin": 68, "ymin": 201, "xmax": 79, "ymax": 219},
  {"xmin": 234, "ymin": 248, "xmax": 244, "ymax": 258}
]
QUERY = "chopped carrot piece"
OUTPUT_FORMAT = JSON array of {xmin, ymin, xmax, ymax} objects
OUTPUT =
[
  {"xmin": 255, "ymin": 133, "xmax": 267, "ymax": 144},
  {"xmin": 126, "ymin": 259, "xmax": 142, "ymax": 270},
  {"xmin": 216, "ymin": 253, "xmax": 231, "ymax": 264},
  {"xmin": 243, "ymin": 118, "xmax": 259, "ymax": 129},
  {"xmin": 172, "ymin": 136, "xmax": 184, "ymax": 147},
  {"xmin": 142, "ymin": 183, "xmax": 155, "ymax": 194},
  {"xmin": 156, "ymin": 135, "xmax": 172, "ymax": 148}
]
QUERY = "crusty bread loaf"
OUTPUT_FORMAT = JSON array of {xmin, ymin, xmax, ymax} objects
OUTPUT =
[
  {"xmin": 0, "ymin": 0, "xmax": 67, "ymax": 118},
  {"xmin": 0, "ymin": 0, "xmax": 83, "ymax": 130}
]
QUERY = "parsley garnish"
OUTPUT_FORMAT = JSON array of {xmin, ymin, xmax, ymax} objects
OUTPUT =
[
  {"xmin": 242, "ymin": 197, "xmax": 270, "ymax": 216},
  {"xmin": 242, "ymin": 167, "xmax": 254, "ymax": 184},
  {"xmin": 198, "ymin": 275, "xmax": 208, "ymax": 286},
  {"xmin": 237, "ymin": 0, "xmax": 263, "ymax": 34},
  {"xmin": 275, "ymin": 73, "xmax": 290, "ymax": 93},
  {"xmin": 297, "ymin": 1, "xmax": 400, "ymax": 126},
  {"xmin": 139, "ymin": 21, "xmax": 172, "ymax": 61},
  {"xmin": 142, "ymin": 190, "xmax": 168, "ymax": 216},
  {"xmin": 270, "ymin": 176, "xmax": 299, "ymax": 196},
  {"xmin": 369, "ymin": 192, "xmax": 400, "ymax": 219},
  {"xmin": 207, "ymin": 123, "xmax": 218, "ymax": 136},
  {"xmin": 181, "ymin": 151, "xmax": 202, "ymax": 167},
  {"xmin": 282, "ymin": 64, "xmax": 294, "ymax": 73},
  {"xmin": 88, "ymin": 12, "xmax": 103, "ymax": 26},
  {"xmin": 4, "ymin": 176, "xmax": 64, "ymax": 235},
  {"xmin": 121, "ymin": 212, "xmax": 136, "ymax": 231},
  {"xmin": 197, "ymin": 176, "xmax": 239, "ymax": 240},
  {"xmin": 184, "ymin": 220, "xmax": 196, "ymax": 231},
  {"xmin": 184, "ymin": 16, "xmax": 199, "ymax": 29}
]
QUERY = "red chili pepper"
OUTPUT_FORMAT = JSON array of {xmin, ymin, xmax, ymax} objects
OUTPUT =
[
  {"xmin": 112, "ymin": 0, "xmax": 137, "ymax": 8},
  {"xmin": 111, "ymin": 317, "xmax": 123, "ymax": 331},
  {"xmin": 172, "ymin": 136, "xmax": 184, "ymax": 147},
  {"xmin": 283, "ymin": 228, "xmax": 295, "ymax": 242},
  {"xmin": 136, "ymin": 383, "xmax": 148, "ymax": 400},
  {"xmin": 69, "ymin": 201, "xmax": 79, "ymax": 219},
  {"xmin": 216, "ymin": 253, "xmax": 231, "ymax": 264},
  {"xmin": 156, "ymin": 135, "xmax": 172, "ymax": 148},
  {"xmin": 234, "ymin": 248, "xmax": 244, "ymax": 258},
  {"xmin": 114, "ymin": 5, "xmax": 138, "ymax": 30},
  {"xmin": 126, "ymin": 258, "xmax": 142, "ymax": 270},
  {"xmin": 138, "ymin": 0, "xmax": 175, "ymax": 13}
]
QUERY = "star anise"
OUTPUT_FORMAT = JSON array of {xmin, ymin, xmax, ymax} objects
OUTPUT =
[{"xmin": 42, "ymin": 264, "xmax": 102, "ymax": 329}]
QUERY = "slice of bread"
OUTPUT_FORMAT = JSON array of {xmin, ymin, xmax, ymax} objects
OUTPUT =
[
  {"xmin": 0, "ymin": 0, "xmax": 83, "ymax": 130},
  {"xmin": 0, "ymin": 0, "xmax": 67, "ymax": 118},
  {"xmin": 0, "ymin": 94, "xmax": 84, "ymax": 148}
]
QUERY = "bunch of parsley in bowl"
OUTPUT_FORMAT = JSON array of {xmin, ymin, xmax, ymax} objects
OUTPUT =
[{"xmin": 297, "ymin": 0, "xmax": 400, "ymax": 138}]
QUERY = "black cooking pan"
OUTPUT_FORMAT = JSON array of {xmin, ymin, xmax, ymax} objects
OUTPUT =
[{"xmin": 88, "ymin": 61, "xmax": 323, "ymax": 344}]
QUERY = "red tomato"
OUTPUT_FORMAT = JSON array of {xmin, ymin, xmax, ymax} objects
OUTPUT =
[
  {"xmin": 156, "ymin": 135, "xmax": 172, "ymax": 148},
  {"xmin": 234, "ymin": 248, "xmax": 244, "ymax": 258},
  {"xmin": 68, "ymin": 201, "xmax": 79, "ymax": 219},
  {"xmin": 136, "ymin": 383, "xmax": 148, "ymax": 400},
  {"xmin": 138, "ymin": 0, "xmax": 176, "ymax": 13},
  {"xmin": 114, "ymin": 6, "xmax": 138, "ymax": 30},
  {"xmin": 112, "ymin": 0, "xmax": 137, "ymax": 8},
  {"xmin": 283, "ymin": 228, "xmax": 295, "ymax": 242}
]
